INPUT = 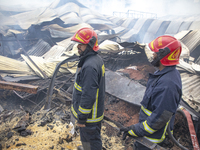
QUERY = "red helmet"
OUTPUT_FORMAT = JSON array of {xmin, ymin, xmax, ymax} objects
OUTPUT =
[
  {"xmin": 71, "ymin": 27, "xmax": 99, "ymax": 51},
  {"xmin": 148, "ymin": 35, "xmax": 182, "ymax": 66}
]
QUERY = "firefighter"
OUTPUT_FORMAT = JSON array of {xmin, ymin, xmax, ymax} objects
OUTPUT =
[
  {"xmin": 120, "ymin": 35, "xmax": 182, "ymax": 149},
  {"xmin": 70, "ymin": 27, "xmax": 105, "ymax": 150}
]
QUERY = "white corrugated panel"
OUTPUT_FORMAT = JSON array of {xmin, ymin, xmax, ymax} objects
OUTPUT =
[
  {"xmin": 178, "ymin": 21, "xmax": 192, "ymax": 32},
  {"xmin": 10, "ymin": 8, "xmax": 57, "ymax": 29},
  {"xmin": 189, "ymin": 21, "xmax": 200, "ymax": 30},
  {"xmin": 143, "ymin": 19, "xmax": 164, "ymax": 43},
  {"xmin": 60, "ymin": 12, "xmax": 83, "ymax": 24},
  {"xmin": 121, "ymin": 18, "xmax": 137, "ymax": 29},
  {"xmin": 0, "ymin": 56, "xmax": 35, "ymax": 76},
  {"xmin": 165, "ymin": 21, "xmax": 183, "ymax": 35},
  {"xmin": 55, "ymin": 2, "xmax": 80, "ymax": 16},
  {"xmin": 120, "ymin": 18, "xmax": 147, "ymax": 42},
  {"xmin": 177, "ymin": 60, "xmax": 200, "ymax": 113},
  {"xmin": 42, "ymin": 45, "xmax": 66, "ymax": 60}
]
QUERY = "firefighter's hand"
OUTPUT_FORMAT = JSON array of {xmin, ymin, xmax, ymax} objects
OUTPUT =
[
  {"xmin": 120, "ymin": 125, "xmax": 137, "ymax": 140},
  {"xmin": 120, "ymin": 127, "xmax": 130, "ymax": 140},
  {"xmin": 77, "ymin": 123, "xmax": 86, "ymax": 127}
]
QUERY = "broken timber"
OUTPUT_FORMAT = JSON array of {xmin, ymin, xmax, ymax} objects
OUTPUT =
[{"xmin": 0, "ymin": 80, "xmax": 38, "ymax": 94}]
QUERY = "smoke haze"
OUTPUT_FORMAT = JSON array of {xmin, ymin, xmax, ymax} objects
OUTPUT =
[
  {"xmin": 1, "ymin": 0, "xmax": 200, "ymax": 18},
  {"xmin": 78, "ymin": 0, "xmax": 200, "ymax": 18}
]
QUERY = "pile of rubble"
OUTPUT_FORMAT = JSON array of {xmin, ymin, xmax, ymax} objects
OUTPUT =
[
  {"xmin": 0, "ymin": 103, "xmax": 125, "ymax": 150},
  {"xmin": 0, "ymin": 90, "xmax": 196, "ymax": 150}
]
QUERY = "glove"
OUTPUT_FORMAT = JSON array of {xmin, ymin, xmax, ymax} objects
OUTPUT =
[
  {"xmin": 120, "ymin": 125, "xmax": 137, "ymax": 140},
  {"xmin": 120, "ymin": 127, "xmax": 130, "ymax": 140}
]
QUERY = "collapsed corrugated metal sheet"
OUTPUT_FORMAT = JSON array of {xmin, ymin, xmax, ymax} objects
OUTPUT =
[
  {"xmin": 21, "ymin": 50, "xmax": 78, "ymax": 79},
  {"xmin": 1, "ymin": 0, "xmax": 200, "ymax": 44},
  {"xmin": 0, "ymin": 0, "xmax": 200, "ymax": 113},
  {"xmin": 104, "ymin": 16, "xmax": 200, "ymax": 43},
  {"xmin": 178, "ymin": 30, "xmax": 200, "ymax": 65},
  {"xmin": 1, "ymin": 0, "xmax": 114, "ymax": 30},
  {"xmin": 158, "ymin": 15, "xmax": 200, "ymax": 22},
  {"xmin": 42, "ymin": 23, "xmax": 92, "ymax": 38},
  {"xmin": 10, "ymin": 8, "xmax": 57, "ymax": 29},
  {"xmin": 143, "ymin": 19, "xmax": 164, "ymax": 43},
  {"xmin": 0, "ymin": 55, "xmax": 35, "ymax": 77},
  {"xmin": 119, "ymin": 18, "xmax": 150, "ymax": 42},
  {"xmin": 118, "ymin": 19, "xmax": 200, "ymax": 43},
  {"xmin": 42, "ymin": 45, "xmax": 67, "ymax": 60},
  {"xmin": 177, "ymin": 60, "xmax": 200, "ymax": 113},
  {"xmin": 174, "ymin": 31, "xmax": 200, "ymax": 113},
  {"xmin": 0, "ymin": 44, "xmax": 78, "ymax": 81},
  {"xmin": 26, "ymin": 39, "xmax": 51, "ymax": 57},
  {"xmin": 105, "ymin": 69, "xmax": 146, "ymax": 106}
]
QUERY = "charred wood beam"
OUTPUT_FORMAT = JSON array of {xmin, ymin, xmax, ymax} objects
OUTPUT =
[
  {"xmin": 13, "ymin": 79, "xmax": 51, "ymax": 100},
  {"xmin": 54, "ymin": 87, "xmax": 72, "ymax": 101},
  {"xmin": 0, "ymin": 80, "xmax": 38, "ymax": 94}
]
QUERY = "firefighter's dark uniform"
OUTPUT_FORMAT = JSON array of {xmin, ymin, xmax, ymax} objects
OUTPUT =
[
  {"xmin": 71, "ymin": 51, "xmax": 105, "ymax": 150},
  {"xmin": 129, "ymin": 66, "xmax": 182, "ymax": 149}
]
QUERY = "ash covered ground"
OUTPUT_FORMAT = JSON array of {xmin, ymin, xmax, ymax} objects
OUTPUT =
[{"xmin": 0, "ymin": 91, "xmax": 195, "ymax": 150}]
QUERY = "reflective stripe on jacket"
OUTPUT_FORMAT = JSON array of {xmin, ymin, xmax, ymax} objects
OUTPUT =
[
  {"xmin": 131, "ymin": 66, "xmax": 182, "ymax": 143},
  {"xmin": 71, "ymin": 52, "xmax": 105, "ymax": 125}
]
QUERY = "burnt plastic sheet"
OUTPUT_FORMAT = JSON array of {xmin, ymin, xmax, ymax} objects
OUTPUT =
[{"xmin": 105, "ymin": 69, "xmax": 145, "ymax": 106}]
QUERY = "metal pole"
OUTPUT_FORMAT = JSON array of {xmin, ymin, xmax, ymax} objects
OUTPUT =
[{"xmin": 44, "ymin": 55, "xmax": 78, "ymax": 110}]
